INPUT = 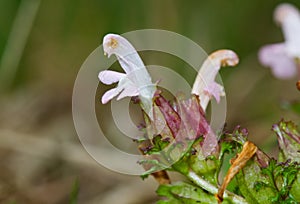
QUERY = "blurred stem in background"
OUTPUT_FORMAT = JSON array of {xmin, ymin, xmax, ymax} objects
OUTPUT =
[{"xmin": 0, "ymin": 0, "xmax": 40, "ymax": 92}]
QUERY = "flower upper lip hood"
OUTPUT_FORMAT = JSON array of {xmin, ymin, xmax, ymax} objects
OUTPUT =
[
  {"xmin": 259, "ymin": 3, "xmax": 300, "ymax": 79},
  {"xmin": 192, "ymin": 49, "xmax": 239, "ymax": 111},
  {"xmin": 274, "ymin": 3, "xmax": 300, "ymax": 58},
  {"xmin": 103, "ymin": 34, "xmax": 145, "ymax": 73},
  {"xmin": 275, "ymin": 3, "xmax": 300, "ymax": 25},
  {"xmin": 99, "ymin": 34, "xmax": 156, "ymax": 116}
]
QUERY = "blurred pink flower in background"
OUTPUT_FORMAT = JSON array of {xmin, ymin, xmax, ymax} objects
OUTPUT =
[{"xmin": 259, "ymin": 3, "xmax": 300, "ymax": 79}]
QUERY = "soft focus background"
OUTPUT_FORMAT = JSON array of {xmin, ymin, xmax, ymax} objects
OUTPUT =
[{"xmin": 0, "ymin": 0, "xmax": 299, "ymax": 203}]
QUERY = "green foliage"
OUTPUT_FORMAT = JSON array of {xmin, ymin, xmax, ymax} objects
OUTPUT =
[
  {"xmin": 171, "ymin": 151, "xmax": 191, "ymax": 175},
  {"xmin": 171, "ymin": 137, "xmax": 221, "ymax": 184},
  {"xmin": 139, "ymin": 136, "xmax": 197, "ymax": 179},
  {"xmin": 228, "ymin": 126, "xmax": 248, "ymax": 145},
  {"xmin": 257, "ymin": 159, "xmax": 299, "ymax": 203},
  {"xmin": 290, "ymin": 172, "xmax": 300, "ymax": 201},
  {"xmin": 236, "ymin": 158, "xmax": 300, "ymax": 204},
  {"xmin": 219, "ymin": 142, "xmax": 235, "ymax": 159},
  {"xmin": 188, "ymin": 155, "xmax": 219, "ymax": 184},
  {"xmin": 272, "ymin": 120, "xmax": 300, "ymax": 163},
  {"xmin": 236, "ymin": 159, "xmax": 276, "ymax": 204},
  {"xmin": 143, "ymin": 135, "xmax": 170, "ymax": 155},
  {"xmin": 140, "ymin": 119, "xmax": 300, "ymax": 204},
  {"xmin": 156, "ymin": 182, "xmax": 218, "ymax": 204}
]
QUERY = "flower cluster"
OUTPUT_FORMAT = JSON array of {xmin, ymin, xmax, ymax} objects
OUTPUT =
[{"xmin": 99, "ymin": 33, "xmax": 239, "ymax": 158}]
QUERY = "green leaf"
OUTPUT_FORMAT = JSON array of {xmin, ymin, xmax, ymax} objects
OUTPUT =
[
  {"xmin": 219, "ymin": 142, "xmax": 235, "ymax": 159},
  {"xmin": 188, "ymin": 155, "xmax": 219, "ymax": 184},
  {"xmin": 290, "ymin": 172, "xmax": 300, "ymax": 201},
  {"xmin": 156, "ymin": 182, "xmax": 218, "ymax": 204},
  {"xmin": 237, "ymin": 158, "xmax": 300, "ymax": 203},
  {"xmin": 170, "ymin": 137, "xmax": 219, "ymax": 184},
  {"xmin": 145, "ymin": 135, "xmax": 170, "ymax": 154},
  {"xmin": 171, "ymin": 153, "xmax": 190, "ymax": 175},
  {"xmin": 236, "ymin": 159, "xmax": 276, "ymax": 204}
]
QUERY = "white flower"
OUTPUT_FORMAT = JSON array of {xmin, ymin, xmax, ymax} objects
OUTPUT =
[
  {"xmin": 259, "ymin": 3, "xmax": 300, "ymax": 79},
  {"xmin": 275, "ymin": 4, "xmax": 300, "ymax": 58},
  {"xmin": 192, "ymin": 50, "xmax": 239, "ymax": 111},
  {"xmin": 99, "ymin": 34, "xmax": 156, "ymax": 115}
]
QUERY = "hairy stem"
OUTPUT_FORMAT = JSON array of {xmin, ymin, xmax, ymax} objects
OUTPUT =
[{"xmin": 187, "ymin": 171, "xmax": 248, "ymax": 204}]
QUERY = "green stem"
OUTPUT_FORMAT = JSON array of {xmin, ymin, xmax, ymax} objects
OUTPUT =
[{"xmin": 187, "ymin": 171, "xmax": 248, "ymax": 204}]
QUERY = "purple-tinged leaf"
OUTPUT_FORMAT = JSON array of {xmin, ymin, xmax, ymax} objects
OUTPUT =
[{"xmin": 272, "ymin": 120, "xmax": 300, "ymax": 162}]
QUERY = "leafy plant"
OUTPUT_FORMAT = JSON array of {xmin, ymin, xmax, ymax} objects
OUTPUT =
[{"xmin": 97, "ymin": 5, "xmax": 300, "ymax": 201}]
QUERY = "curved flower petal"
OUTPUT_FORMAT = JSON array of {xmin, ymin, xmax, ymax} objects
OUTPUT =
[
  {"xmin": 192, "ymin": 50, "xmax": 239, "ymax": 110},
  {"xmin": 103, "ymin": 34, "xmax": 145, "ymax": 74},
  {"xmin": 274, "ymin": 3, "xmax": 300, "ymax": 58},
  {"xmin": 101, "ymin": 87, "xmax": 122, "ymax": 104},
  {"xmin": 116, "ymin": 77, "xmax": 139, "ymax": 100},
  {"xmin": 259, "ymin": 43, "xmax": 297, "ymax": 79},
  {"xmin": 203, "ymin": 81, "xmax": 225, "ymax": 103},
  {"xmin": 101, "ymin": 77, "xmax": 139, "ymax": 104},
  {"xmin": 98, "ymin": 70, "xmax": 126, "ymax": 85}
]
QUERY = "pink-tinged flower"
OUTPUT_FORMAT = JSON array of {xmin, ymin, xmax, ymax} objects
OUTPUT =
[
  {"xmin": 99, "ymin": 34, "xmax": 156, "ymax": 115},
  {"xmin": 150, "ymin": 50, "xmax": 239, "ymax": 157},
  {"xmin": 192, "ymin": 50, "xmax": 239, "ymax": 111},
  {"xmin": 191, "ymin": 50, "xmax": 239, "ymax": 156},
  {"xmin": 259, "ymin": 3, "xmax": 300, "ymax": 79}
]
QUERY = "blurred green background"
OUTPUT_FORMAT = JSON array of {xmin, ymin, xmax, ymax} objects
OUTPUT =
[{"xmin": 0, "ymin": 0, "xmax": 299, "ymax": 203}]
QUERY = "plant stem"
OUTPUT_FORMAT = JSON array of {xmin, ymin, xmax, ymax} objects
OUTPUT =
[{"xmin": 187, "ymin": 171, "xmax": 248, "ymax": 204}]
